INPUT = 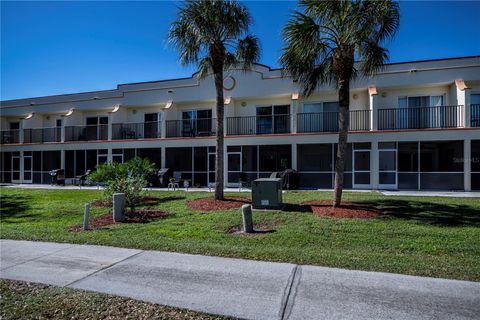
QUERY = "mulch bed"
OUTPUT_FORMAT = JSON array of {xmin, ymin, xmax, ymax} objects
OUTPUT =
[
  {"xmin": 186, "ymin": 196, "xmax": 251, "ymax": 211},
  {"xmin": 91, "ymin": 196, "xmax": 161, "ymax": 208},
  {"xmin": 69, "ymin": 209, "xmax": 169, "ymax": 232},
  {"xmin": 302, "ymin": 200, "xmax": 382, "ymax": 219}
]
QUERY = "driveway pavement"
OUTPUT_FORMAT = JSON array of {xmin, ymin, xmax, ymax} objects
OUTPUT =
[{"xmin": 1, "ymin": 239, "xmax": 479, "ymax": 320}]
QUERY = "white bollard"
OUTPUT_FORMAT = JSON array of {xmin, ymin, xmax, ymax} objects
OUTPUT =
[{"xmin": 83, "ymin": 203, "xmax": 90, "ymax": 231}]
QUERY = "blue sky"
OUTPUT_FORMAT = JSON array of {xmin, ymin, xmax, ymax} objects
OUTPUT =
[{"xmin": 1, "ymin": 1, "xmax": 479, "ymax": 101}]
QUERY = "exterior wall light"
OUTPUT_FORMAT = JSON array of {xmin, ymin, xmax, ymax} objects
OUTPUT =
[
  {"xmin": 24, "ymin": 113, "xmax": 34, "ymax": 120},
  {"xmin": 111, "ymin": 105, "xmax": 120, "ymax": 113},
  {"xmin": 65, "ymin": 108, "xmax": 74, "ymax": 117},
  {"xmin": 224, "ymin": 96, "xmax": 232, "ymax": 105},
  {"xmin": 165, "ymin": 100, "xmax": 173, "ymax": 109},
  {"xmin": 291, "ymin": 92, "xmax": 299, "ymax": 100}
]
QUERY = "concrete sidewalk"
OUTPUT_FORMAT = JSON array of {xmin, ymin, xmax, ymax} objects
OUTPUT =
[{"xmin": 1, "ymin": 240, "xmax": 479, "ymax": 320}]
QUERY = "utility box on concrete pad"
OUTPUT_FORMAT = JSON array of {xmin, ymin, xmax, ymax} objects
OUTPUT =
[{"xmin": 251, "ymin": 178, "xmax": 283, "ymax": 209}]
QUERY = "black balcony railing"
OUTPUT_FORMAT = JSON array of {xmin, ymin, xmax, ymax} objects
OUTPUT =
[
  {"xmin": 226, "ymin": 114, "xmax": 291, "ymax": 136},
  {"xmin": 0, "ymin": 130, "xmax": 20, "ymax": 144},
  {"xmin": 297, "ymin": 110, "xmax": 371, "ymax": 133},
  {"xmin": 65, "ymin": 124, "xmax": 108, "ymax": 141},
  {"xmin": 112, "ymin": 122, "xmax": 160, "ymax": 140},
  {"xmin": 166, "ymin": 118, "xmax": 216, "ymax": 138},
  {"xmin": 471, "ymin": 104, "xmax": 480, "ymax": 127},
  {"xmin": 378, "ymin": 105, "xmax": 464, "ymax": 130},
  {"xmin": 24, "ymin": 127, "xmax": 61, "ymax": 143}
]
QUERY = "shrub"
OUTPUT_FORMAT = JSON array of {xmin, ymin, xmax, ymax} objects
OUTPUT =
[{"xmin": 87, "ymin": 157, "xmax": 157, "ymax": 213}]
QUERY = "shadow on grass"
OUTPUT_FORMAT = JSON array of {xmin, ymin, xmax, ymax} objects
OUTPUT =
[
  {"xmin": 364, "ymin": 199, "xmax": 480, "ymax": 227},
  {"xmin": 138, "ymin": 196, "xmax": 186, "ymax": 207},
  {"xmin": 281, "ymin": 203, "xmax": 312, "ymax": 213},
  {"xmin": 0, "ymin": 194, "xmax": 33, "ymax": 220}
]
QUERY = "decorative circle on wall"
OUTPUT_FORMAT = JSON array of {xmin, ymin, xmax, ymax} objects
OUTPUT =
[{"xmin": 223, "ymin": 76, "xmax": 236, "ymax": 91}]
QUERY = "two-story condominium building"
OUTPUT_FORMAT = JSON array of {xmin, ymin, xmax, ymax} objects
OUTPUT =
[{"xmin": 1, "ymin": 56, "xmax": 480, "ymax": 191}]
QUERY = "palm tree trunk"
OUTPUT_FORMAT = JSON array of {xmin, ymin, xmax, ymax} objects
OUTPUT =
[
  {"xmin": 333, "ymin": 78, "xmax": 350, "ymax": 207},
  {"xmin": 214, "ymin": 69, "xmax": 225, "ymax": 200}
]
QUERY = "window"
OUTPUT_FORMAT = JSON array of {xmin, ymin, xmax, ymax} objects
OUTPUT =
[
  {"xmin": 182, "ymin": 109, "xmax": 212, "ymax": 136},
  {"xmin": 256, "ymin": 105, "xmax": 290, "ymax": 134},
  {"xmin": 300, "ymin": 102, "xmax": 339, "ymax": 132},
  {"xmin": 298, "ymin": 144, "xmax": 332, "ymax": 171},
  {"xmin": 398, "ymin": 95, "xmax": 444, "ymax": 108},
  {"xmin": 420, "ymin": 141, "xmax": 463, "ymax": 172}
]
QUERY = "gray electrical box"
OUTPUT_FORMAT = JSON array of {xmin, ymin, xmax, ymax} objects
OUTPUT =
[{"xmin": 251, "ymin": 178, "xmax": 283, "ymax": 209}]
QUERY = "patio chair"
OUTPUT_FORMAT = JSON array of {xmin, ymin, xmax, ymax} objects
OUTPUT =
[
  {"xmin": 75, "ymin": 169, "xmax": 92, "ymax": 187},
  {"xmin": 168, "ymin": 172, "xmax": 181, "ymax": 191}
]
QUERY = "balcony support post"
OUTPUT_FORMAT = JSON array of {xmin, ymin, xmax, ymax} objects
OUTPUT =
[
  {"xmin": 291, "ymin": 143, "xmax": 297, "ymax": 171},
  {"xmin": 19, "ymin": 120, "xmax": 25, "ymax": 144},
  {"xmin": 455, "ymin": 79, "xmax": 470, "ymax": 127},
  {"xmin": 160, "ymin": 111, "xmax": 166, "ymax": 138},
  {"xmin": 107, "ymin": 113, "xmax": 113, "ymax": 140},
  {"xmin": 368, "ymin": 86, "xmax": 378, "ymax": 131},
  {"xmin": 291, "ymin": 95, "xmax": 299, "ymax": 133},
  {"xmin": 60, "ymin": 116, "xmax": 65, "ymax": 142},
  {"xmin": 371, "ymin": 140, "xmax": 379, "ymax": 190},
  {"xmin": 464, "ymin": 139, "xmax": 471, "ymax": 191},
  {"xmin": 60, "ymin": 150, "xmax": 65, "ymax": 171}
]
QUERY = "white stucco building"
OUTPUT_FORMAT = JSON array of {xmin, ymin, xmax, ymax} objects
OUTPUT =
[{"xmin": 1, "ymin": 56, "xmax": 480, "ymax": 190}]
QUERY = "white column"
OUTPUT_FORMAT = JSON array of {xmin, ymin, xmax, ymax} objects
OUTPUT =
[
  {"xmin": 291, "ymin": 97, "xmax": 299, "ymax": 133},
  {"xmin": 107, "ymin": 148, "xmax": 113, "ymax": 162},
  {"xmin": 455, "ymin": 79, "xmax": 470, "ymax": 127},
  {"xmin": 107, "ymin": 113, "xmax": 113, "ymax": 140},
  {"xmin": 464, "ymin": 88, "xmax": 471, "ymax": 127},
  {"xmin": 464, "ymin": 139, "xmax": 471, "ymax": 191},
  {"xmin": 160, "ymin": 111, "xmax": 166, "ymax": 138},
  {"xmin": 60, "ymin": 150, "xmax": 65, "ymax": 170},
  {"xmin": 371, "ymin": 141, "xmax": 379, "ymax": 190},
  {"xmin": 19, "ymin": 120, "xmax": 25, "ymax": 144},
  {"xmin": 161, "ymin": 147, "xmax": 166, "ymax": 169},
  {"xmin": 291, "ymin": 143, "xmax": 297, "ymax": 170},
  {"xmin": 60, "ymin": 116, "xmax": 65, "ymax": 142},
  {"xmin": 368, "ymin": 87, "xmax": 378, "ymax": 131}
]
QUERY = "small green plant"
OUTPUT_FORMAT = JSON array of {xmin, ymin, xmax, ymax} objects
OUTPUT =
[{"xmin": 87, "ymin": 157, "xmax": 156, "ymax": 213}]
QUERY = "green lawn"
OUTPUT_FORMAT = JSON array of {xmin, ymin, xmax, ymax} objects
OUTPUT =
[
  {"xmin": 0, "ymin": 280, "xmax": 229, "ymax": 320},
  {"xmin": 1, "ymin": 187, "xmax": 479, "ymax": 281}
]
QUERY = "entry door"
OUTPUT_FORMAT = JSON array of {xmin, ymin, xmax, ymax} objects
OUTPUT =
[
  {"xmin": 23, "ymin": 152, "xmax": 33, "ymax": 183},
  {"xmin": 208, "ymin": 152, "xmax": 216, "ymax": 185},
  {"xmin": 353, "ymin": 150, "xmax": 371, "ymax": 189},
  {"xmin": 12, "ymin": 152, "xmax": 21, "ymax": 183},
  {"xmin": 227, "ymin": 152, "xmax": 241, "ymax": 186},
  {"xmin": 379, "ymin": 149, "xmax": 397, "ymax": 189}
]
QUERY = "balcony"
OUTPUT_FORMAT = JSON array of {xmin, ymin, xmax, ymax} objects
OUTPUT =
[
  {"xmin": 24, "ymin": 127, "xmax": 61, "ymax": 143},
  {"xmin": 65, "ymin": 124, "xmax": 108, "ymax": 141},
  {"xmin": 226, "ymin": 114, "xmax": 291, "ymax": 136},
  {"xmin": 112, "ymin": 122, "xmax": 161, "ymax": 140},
  {"xmin": 378, "ymin": 105, "xmax": 464, "ymax": 130},
  {"xmin": 166, "ymin": 118, "xmax": 216, "ymax": 138},
  {"xmin": 297, "ymin": 110, "xmax": 371, "ymax": 133},
  {"xmin": 0, "ymin": 130, "xmax": 20, "ymax": 144}
]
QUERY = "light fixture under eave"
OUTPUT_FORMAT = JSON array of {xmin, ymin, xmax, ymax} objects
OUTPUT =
[
  {"xmin": 24, "ymin": 113, "xmax": 34, "ymax": 120},
  {"xmin": 224, "ymin": 96, "xmax": 232, "ymax": 105},
  {"xmin": 164, "ymin": 100, "xmax": 173, "ymax": 109},
  {"xmin": 111, "ymin": 104, "xmax": 120, "ymax": 113},
  {"xmin": 291, "ymin": 92, "xmax": 299, "ymax": 100},
  {"xmin": 65, "ymin": 108, "xmax": 74, "ymax": 117}
]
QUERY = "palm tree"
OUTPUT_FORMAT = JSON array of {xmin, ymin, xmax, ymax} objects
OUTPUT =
[
  {"xmin": 169, "ymin": 0, "xmax": 260, "ymax": 200},
  {"xmin": 281, "ymin": 0, "xmax": 399, "ymax": 207}
]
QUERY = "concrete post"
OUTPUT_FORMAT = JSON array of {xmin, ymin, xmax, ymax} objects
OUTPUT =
[
  {"xmin": 60, "ymin": 150, "xmax": 65, "ymax": 170},
  {"xmin": 60, "ymin": 116, "xmax": 66, "ymax": 142},
  {"xmin": 83, "ymin": 203, "xmax": 90, "ymax": 230},
  {"xmin": 107, "ymin": 113, "xmax": 113, "ymax": 140},
  {"xmin": 160, "ymin": 111, "xmax": 166, "ymax": 138},
  {"xmin": 291, "ymin": 143, "xmax": 298, "ymax": 171},
  {"xmin": 464, "ymin": 89, "xmax": 471, "ymax": 128},
  {"xmin": 368, "ymin": 87, "xmax": 378, "ymax": 131},
  {"xmin": 291, "ymin": 98, "xmax": 298, "ymax": 134},
  {"xmin": 19, "ymin": 120, "xmax": 24, "ymax": 144},
  {"xmin": 113, "ymin": 193, "xmax": 125, "ymax": 222},
  {"xmin": 371, "ymin": 141, "xmax": 379, "ymax": 190},
  {"xmin": 464, "ymin": 139, "xmax": 471, "ymax": 191},
  {"xmin": 241, "ymin": 204, "xmax": 254, "ymax": 233},
  {"xmin": 161, "ymin": 147, "xmax": 166, "ymax": 169}
]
